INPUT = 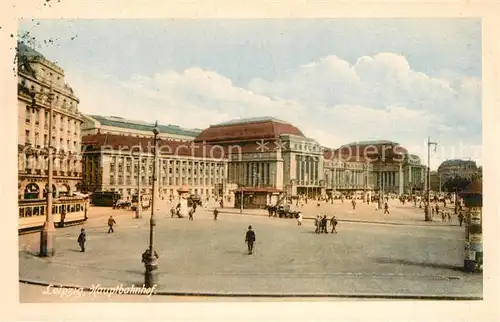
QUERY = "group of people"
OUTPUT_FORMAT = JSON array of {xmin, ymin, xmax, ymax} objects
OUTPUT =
[{"xmin": 314, "ymin": 215, "xmax": 338, "ymax": 234}]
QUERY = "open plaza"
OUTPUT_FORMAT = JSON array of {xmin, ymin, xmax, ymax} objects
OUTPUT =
[{"xmin": 19, "ymin": 197, "xmax": 482, "ymax": 302}]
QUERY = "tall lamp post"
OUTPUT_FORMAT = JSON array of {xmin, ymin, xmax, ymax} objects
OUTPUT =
[
  {"xmin": 33, "ymin": 82, "xmax": 55, "ymax": 257},
  {"xmin": 144, "ymin": 121, "xmax": 159, "ymax": 287},
  {"xmin": 425, "ymin": 137, "xmax": 438, "ymax": 221},
  {"xmin": 136, "ymin": 149, "xmax": 142, "ymax": 219},
  {"xmin": 377, "ymin": 144, "xmax": 389, "ymax": 210}
]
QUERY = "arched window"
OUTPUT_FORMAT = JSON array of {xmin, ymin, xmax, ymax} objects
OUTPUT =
[{"xmin": 24, "ymin": 183, "xmax": 40, "ymax": 200}]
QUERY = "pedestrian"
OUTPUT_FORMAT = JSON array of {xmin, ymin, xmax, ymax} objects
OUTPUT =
[
  {"xmin": 77, "ymin": 228, "xmax": 86, "ymax": 252},
  {"xmin": 314, "ymin": 215, "xmax": 320, "ymax": 234},
  {"xmin": 330, "ymin": 216, "xmax": 338, "ymax": 233},
  {"xmin": 213, "ymin": 207, "xmax": 219, "ymax": 221},
  {"xmin": 297, "ymin": 211, "xmax": 303, "ymax": 226},
  {"xmin": 384, "ymin": 202, "xmax": 390, "ymax": 214},
  {"xmin": 352, "ymin": 198, "xmax": 356, "ymax": 210},
  {"xmin": 245, "ymin": 225, "xmax": 256, "ymax": 255},
  {"xmin": 447, "ymin": 212, "xmax": 452, "ymax": 223},
  {"xmin": 107, "ymin": 215, "xmax": 116, "ymax": 233},
  {"xmin": 60, "ymin": 210, "xmax": 66, "ymax": 228},
  {"xmin": 220, "ymin": 200, "xmax": 224, "ymax": 208},
  {"xmin": 188, "ymin": 208, "xmax": 194, "ymax": 221},
  {"xmin": 321, "ymin": 215, "xmax": 328, "ymax": 234},
  {"xmin": 458, "ymin": 212, "xmax": 464, "ymax": 227},
  {"xmin": 170, "ymin": 207, "xmax": 176, "ymax": 218},
  {"xmin": 441, "ymin": 211, "xmax": 446, "ymax": 222}
]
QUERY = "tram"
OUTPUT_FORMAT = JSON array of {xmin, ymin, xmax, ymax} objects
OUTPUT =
[{"xmin": 18, "ymin": 197, "xmax": 88, "ymax": 233}]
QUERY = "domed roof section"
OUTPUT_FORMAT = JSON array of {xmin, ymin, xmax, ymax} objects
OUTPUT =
[
  {"xmin": 438, "ymin": 159, "xmax": 477, "ymax": 168},
  {"xmin": 195, "ymin": 116, "xmax": 305, "ymax": 143},
  {"xmin": 334, "ymin": 140, "xmax": 408, "ymax": 162}
]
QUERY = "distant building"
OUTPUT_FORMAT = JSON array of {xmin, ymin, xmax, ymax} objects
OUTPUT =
[
  {"xmin": 82, "ymin": 115, "xmax": 201, "ymax": 141},
  {"xmin": 323, "ymin": 141, "xmax": 426, "ymax": 196},
  {"xmin": 437, "ymin": 159, "xmax": 480, "ymax": 181},
  {"xmin": 17, "ymin": 42, "xmax": 84, "ymax": 200}
]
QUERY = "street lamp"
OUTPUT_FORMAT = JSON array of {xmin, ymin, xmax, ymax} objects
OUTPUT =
[
  {"xmin": 135, "ymin": 149, "xmax": 142, "ymax": 219},
  {"xmin": 377, "ymin": 144, "xmax": 389, "ymax": 210},
  {"xmin": 425, "ymin": 137, "xmax": 438, "ymax": 221},
  {"xmin": 32, "ymin": 82, "xmax": 55, "ymax": 257},
  {"xmin": 144, "ymin": 121, "xmax": 159, "ymax": 287}
]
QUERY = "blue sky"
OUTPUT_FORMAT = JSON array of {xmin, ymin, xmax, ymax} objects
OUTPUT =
[{"xmin": 19, "ymin": 19, "xmax": 482, "ymax": 168}]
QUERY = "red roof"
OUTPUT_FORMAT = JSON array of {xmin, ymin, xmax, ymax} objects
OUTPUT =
[
  {"xmin": 81, "ymin": 134, "xmax": 227, "ymax": 159},
  {"xmin": 323, "ymin": 142, "xmax": 407, "ymax": 163},
  {"xmin": 195, "ymin": 118, "xmax": 304, "ymax": 144}
]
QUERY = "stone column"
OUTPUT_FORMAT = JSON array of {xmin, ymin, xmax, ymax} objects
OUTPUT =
[
  {"xmin": 398, "ymin": 164, "xmax": 404, "ymax": 195},
  {"xmin": 461, "ymin": 179, "xmax": 483, "ymax": 273}
]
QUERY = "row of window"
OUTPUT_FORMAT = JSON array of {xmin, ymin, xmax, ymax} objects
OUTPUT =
[
  {"xmin": 21, "ymin": 79, "xmax": 78, "ymax": 112},
  {"xmin": 25, "ymin": 129, "xmax": 79, "ymax": 151},
  {"xmin": 19, "ymin": 203, "xmax": 84, "ymax": 218},
  {"xmin": 20, "ymin": 155, "xmax": 80, "ymax": 172},
  {"xmin": 111, "ymin": 188, "xmax": 215, "ymax": 196},
  {"xmin": 109, "ymin": 176, "xmax": 220, "ymax": 186}
]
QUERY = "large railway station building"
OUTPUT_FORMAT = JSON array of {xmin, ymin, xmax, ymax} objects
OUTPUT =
[{"xmin": 79, "ymin": 116, "xmax": 427, "ymax": 202}]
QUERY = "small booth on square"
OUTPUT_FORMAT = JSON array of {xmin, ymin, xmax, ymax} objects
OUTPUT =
[{"xmin": 235, "ymin": 187, "xmax": 282, "ymax": 209}]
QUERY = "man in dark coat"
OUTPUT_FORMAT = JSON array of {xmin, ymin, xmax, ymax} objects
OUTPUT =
[
  {"xmin": 330, "ymin": 216, "xmax": 338, "ymax": 233},
  {"xmin": 321, "ymin": 215, "xmax": 328, "ymax": 234},
  {"xmin": 245, "ymin": 226, "xmax": 256, "ymax": 255},
  {"xmin": 384, "ymin": 202, "xmax": 390, "ymax": 214},
  {"xmin": 108, "ymin": 215, "xmax": 116, "ymax": 233},
  {"xmin": 213, "ymin": 207, "xmax": 219, "ymax": 221},
  {"xmin": 77, "ymin": 228, "xmax": 86, "ymax": 252}
]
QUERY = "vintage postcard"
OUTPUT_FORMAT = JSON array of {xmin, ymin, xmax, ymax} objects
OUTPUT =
[{"xmin": 1, "ymin": 1, "xmax": 499, "ymax": 321}]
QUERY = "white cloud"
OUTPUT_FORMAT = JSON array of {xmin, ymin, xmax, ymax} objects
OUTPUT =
[{"xmin": 71, "ymin": 52, "xmax": 481, "ymax": 167}]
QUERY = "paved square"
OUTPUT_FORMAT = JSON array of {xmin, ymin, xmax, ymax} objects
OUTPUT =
[{"xmin": 19, "ymin": 200, "xmax": 482, "ymax": 300}]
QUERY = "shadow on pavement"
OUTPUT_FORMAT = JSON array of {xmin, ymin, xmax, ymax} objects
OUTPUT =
[{"xmin": 374, "ymin": 257, "xmax": 464, "ymax": 272}]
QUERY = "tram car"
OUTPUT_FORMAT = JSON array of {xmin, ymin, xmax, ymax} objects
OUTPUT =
[{"xmin": 18, "ymin": 197, "xmax": 88, "ymax": 234}]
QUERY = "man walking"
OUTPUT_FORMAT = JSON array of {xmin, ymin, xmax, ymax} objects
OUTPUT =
[
  {"xmin": 351, "ymin": 198, "xmax": 356, "ymax": 210},
  {"xmin": 321, "ymin": 215, "xmax": 328, "ymax": 234},
  {"xmin": 107, "ymin": 215, "xmax": 116, "ymax": 233},
  {"xmin": 384, "ymin": 202, "xmax": 390, "ymax": 215},
  {"xmin": 213, "ymin": 207, "xmax": 219, "ymax": 221},
  {"xmin": 458, "ymin": 212, "xmax": 464, "ymax": 227},
  {"xmin": 315, "ymin": 215, "xmax": 320, "ymax": 234},
  {"xmin": 77, "ymin": 228, "xmax": 86, "ymax": 252},
  {"xmin": 330, "ymin": 216, "xmax": 338, "ymax": 233},
  {"xmin": 245, "ymin": 226, "xmax": 256, "ymax": 255},
  {"xmin": 297, "ymin": 211, "xmax": 303, "ymax": 226}
]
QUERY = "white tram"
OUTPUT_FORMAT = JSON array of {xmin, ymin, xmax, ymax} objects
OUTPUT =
[{"xmin": 18, "ymin": 197, "xmax": 88, "ymax": 233}]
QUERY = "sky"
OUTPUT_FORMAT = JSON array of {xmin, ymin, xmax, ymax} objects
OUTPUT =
[{"xmin": 18, "ymin": 19, "xmax": 482, "ymax": 169}]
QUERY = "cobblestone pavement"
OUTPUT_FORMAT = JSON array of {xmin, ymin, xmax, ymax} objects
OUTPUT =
[{"xmin": 19, "ymin": 199, "xmax": 481, "ymax": 302}]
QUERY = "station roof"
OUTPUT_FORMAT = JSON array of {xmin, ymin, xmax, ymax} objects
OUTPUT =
[
  {"xmin": 88, "ymin": 115, "xmax": 202, "ymax": 138},
  {"xmin": 81, "ymin": 133, "xmax": 226, "ymax": 159},
  {"xmin": 195, "ymin": 117, "xmax": 304, "ymax": 143}
]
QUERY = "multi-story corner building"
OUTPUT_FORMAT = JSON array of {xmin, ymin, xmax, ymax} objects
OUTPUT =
[
  {"xmin": 81, "ymin": 133, "xmax": 228, "ymax": 198},
  {"xmin": 82, "ymin": 115, "xmax": 202, "ymax": 141},
  {"xmin": 17, "ymin": 42, "xmax": 84, "ymax": 200}
]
